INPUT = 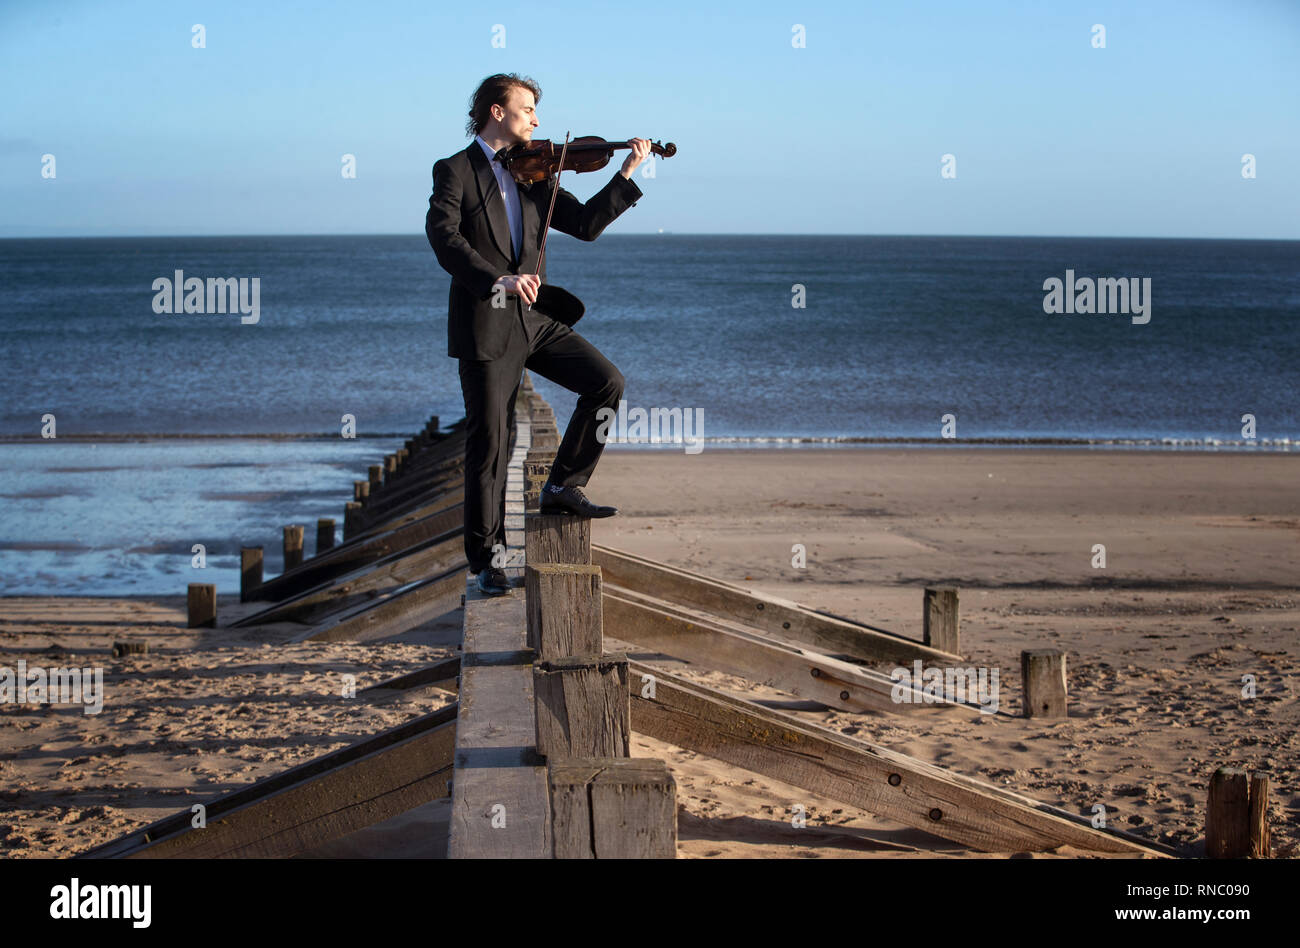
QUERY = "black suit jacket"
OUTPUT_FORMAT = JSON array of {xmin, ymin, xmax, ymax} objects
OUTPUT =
[{"xmin": 425, "ymin": 139, "xmax": 643, "ymax": 360}]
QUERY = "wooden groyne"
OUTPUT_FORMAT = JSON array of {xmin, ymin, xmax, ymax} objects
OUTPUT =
[{"xmin": 80, "ymin": 372, "xmax": 1189, "ymax": 859}]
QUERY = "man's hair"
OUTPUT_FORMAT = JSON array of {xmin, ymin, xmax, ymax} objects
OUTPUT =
[{"xmin": 466, "ymin": 73, "xmax": 542, "ymax": 138}]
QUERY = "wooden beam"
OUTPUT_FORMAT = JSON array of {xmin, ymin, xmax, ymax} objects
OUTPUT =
[
  {"xmin": 626, "ymin": 660, "xmax": 1173, "ymax": 857},
  {"xmin": 249, "ymin": 503, "xmax": 462, "ymax": 602},
  {"xmin": 602, "ymin": 588, "xmax": 981, "ymax": 716},
  {"xmin": 449, "ymin": 403, "xmax": 549, "ymax": 858},
  {"xmin": 234, "ymin": 532, "xmax": 463, "ymax": 627},
  {"xmin": 353, "ymin": 476, "xmax": 464, "ymax": 536},
  {"xmin": 593, "ymin": 545, "xmax": 958, "ymax": 665},
  {"xmin": 346, "ymin": 487, "xmax": 464, "ymax": 543},
  {"xmin": 80, "ymin": 704, "xmax": 457, "ymax": 859},
  {"xmin": 296, "ymin": 567, "xmax": 464, "ymax": 643},
  {"xmin": 448, "ymin": 579, "xmax": 549, "ymax": 858},
  {"xmin": 360, "ymin": 656, "xmax": 461, "ymax": 695},
  {"xmin": 354, "ymin": 461, "xmax": 463, "ymax": 527}
]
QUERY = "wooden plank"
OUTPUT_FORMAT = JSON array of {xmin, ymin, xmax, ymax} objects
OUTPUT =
[
  {"xmin": 296, "ymin": 566, "xmax": 465, "ymax": 643},
  {"xmin": 347, "ymin": 487, "xmax": 464, "ymax": 542},
  {"xmin": 133, "ymin": 718, "xmax": 456, "ymax": 858},
  {"xmin": 80, "ymin": 704, "xmax": 457, "ymax": 859},
  {"xmin": 448, "ymin": 404, "xmax": 549, "ymax": 858},
  {"xmin": 353, "ymin": 480, "xmax": 465, "ymax": 538},
  {"xmin": 235, "ymin": 532, "xmax": 463, "ymax": 627},
  {"xmin": 603, "ymin": 588, "xmax": 983, "ymax": 716},
  {"xmin": 593, "ymin": 545, "xmax": 958, "ymax": 665},
  {"xmin": 356, "ymin": 461, "xmax": 463, "ymax": 528},
  {"xmin": 360, "ymin": 656, "xmax": 461, "ymax": 695},
  {"xmin": 448, "ymin": 584, "xmax": 549, "ymax": 858},
  {"xmin": 246, "ymin": 503, "xmax": 463, "ymax": 603},
  {"xmin": 626, "ymin": 660, "xmax": 1173, "ymax": 857}
]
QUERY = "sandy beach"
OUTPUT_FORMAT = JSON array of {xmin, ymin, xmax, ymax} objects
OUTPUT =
[{"xmin": 2, "ymin": 447, "xmax": 1296, "ymax": 858}]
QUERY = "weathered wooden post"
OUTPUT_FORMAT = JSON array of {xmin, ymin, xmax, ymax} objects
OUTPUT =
[
  {"xmin": 923, "ymin": 586, "xmax": 960, "ymax": 655},
  {"xmin": 343, "ymin": 501, "xmax": 363, "ymax": 541},
  {"xmin": 368, "ymin": 464, "xmax": 383, "ymax": 492},
  {"xmin": 354, "ymin": 480, "xmax": 369, "ymax": 503},
  {"xmin": 1206, "ymin": 768, "xmax": 1270, "ymax": 858},
  {"xmin": 240, "ymin": 546, "xmax": 263, "ymax": 602},
  {"xmin": 523, "ymin": 455, "xmax": 553, "ymax": 513},
  {"xmin": 549, "ymin": 758, "xmax": 677, "ymax": 858},
  {"xmin": 1021, "ymin": 649, "xmax": 1067, "ymax": 718},
  {"xmin": 316, "ymin": 518, "xmax": 335, "ymax": 554},
  {"xmin": 282, "ymin": 525, "xmax": 304, "ymax": 572},
  {"xmin": 534, "ymin": 653, "xmax": 630, "ymax": 758},
  {"xmin": 525, "ymin": 513, "xmax": 591, "ymax": 567},
  {"xmin": 187, "ymin": 583, "xmax": 216, "ymax": 628},
  {"xmin": 526, "ymin": 563, "xmax": 603, "ymax": 658},
  {"xmin": 532, "ymin": 416, "xmax": 560, "ymax": 448},
  {"xmin": 384, "ymin": 454, "xmax": 398, "ymax": 478}
]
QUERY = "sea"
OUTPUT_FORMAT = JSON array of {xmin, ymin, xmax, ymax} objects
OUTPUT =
[{"xmin": 1, "ymin": 234, "xmax": 1296, "ymax": 594}]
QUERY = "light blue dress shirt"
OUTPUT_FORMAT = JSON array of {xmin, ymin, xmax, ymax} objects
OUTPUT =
[{"xmin": 475, "ymin": 134, "xmax": 524, "ymax": 261}]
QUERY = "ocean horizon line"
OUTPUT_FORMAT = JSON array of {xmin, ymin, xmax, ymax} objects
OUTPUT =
[
  {"xmin": 2, "ymin": 433, "xmax": 1294, "ymax": 452},
  {"xmin": 2, "ymin": 233, "xmax": 1298, "ymax": 243}
]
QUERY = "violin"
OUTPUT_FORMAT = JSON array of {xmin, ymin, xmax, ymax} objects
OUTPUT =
[
  {"xmin": 509, "ymin": 132, "xmax": 675, "ymax": 318},
  {"xmin": 499, "ymin": 135, "xmax": 677, "ymax": 184}
]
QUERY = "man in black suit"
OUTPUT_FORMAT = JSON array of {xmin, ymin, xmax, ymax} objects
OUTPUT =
[{"xmin": 425, "ymin": 73, "xmax": 650, "ymax": 596}]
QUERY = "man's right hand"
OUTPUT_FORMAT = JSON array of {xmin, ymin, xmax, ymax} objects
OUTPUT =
[{"xmin": 495, "ymin": 273, "xmax": 541, "ymax": 306}]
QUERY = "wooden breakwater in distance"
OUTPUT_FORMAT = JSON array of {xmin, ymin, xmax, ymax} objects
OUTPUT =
[{"xmin": 82, "ymin": 373, "xmax": 1196, "ymax": 858}]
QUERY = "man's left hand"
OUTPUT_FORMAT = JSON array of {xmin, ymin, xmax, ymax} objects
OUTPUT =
[{"xmin": 620, "ymin": 138, "xmax": 652, "ymax": 179}]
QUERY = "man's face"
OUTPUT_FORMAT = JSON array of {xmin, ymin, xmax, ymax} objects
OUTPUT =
[{"xmin": 495, "ymin": 86, "xmax": 538, "ymax": 145}]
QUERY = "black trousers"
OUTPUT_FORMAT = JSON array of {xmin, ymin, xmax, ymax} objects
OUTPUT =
[{"xmin": 457, "ymin": 309, "xmax": 624, "ymax": 574}]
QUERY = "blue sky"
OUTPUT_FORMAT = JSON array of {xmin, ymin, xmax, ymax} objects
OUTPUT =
[{"xmin": 2, "ymin": 0, "xmax": 1297, "ymax": 238}]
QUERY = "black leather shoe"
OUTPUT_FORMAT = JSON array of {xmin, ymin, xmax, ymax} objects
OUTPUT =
[
  {"xmin": 475, "ymin": 566, "xmax": 511, "ymax": 596},
  {"xmin": 538, "ymin": 483, "xmax": 617, "ymax": 518}
]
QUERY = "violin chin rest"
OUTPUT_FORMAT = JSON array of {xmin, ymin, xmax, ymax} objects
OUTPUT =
[{"xmin": 532, "ymin": 283, "xmax": 585, "ymax": 328}]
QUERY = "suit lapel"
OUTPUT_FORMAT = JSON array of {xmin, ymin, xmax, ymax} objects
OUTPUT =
[
  {"xmin": 467, "ymin": 141, "xmax": 515, "ymax": 265},
  {"xmin": 519, "ymin": 179, "xmax": 538, "ymax": 275}
]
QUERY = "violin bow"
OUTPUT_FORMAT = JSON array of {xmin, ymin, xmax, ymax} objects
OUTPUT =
[{"xmin": 526, "ymin": 131, "xmax": 570, "ymax": 312}]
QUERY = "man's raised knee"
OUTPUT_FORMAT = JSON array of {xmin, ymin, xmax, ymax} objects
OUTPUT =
[{"xmin": 605, "ymin": 367, "xmax": 625, "ymax": 401}]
